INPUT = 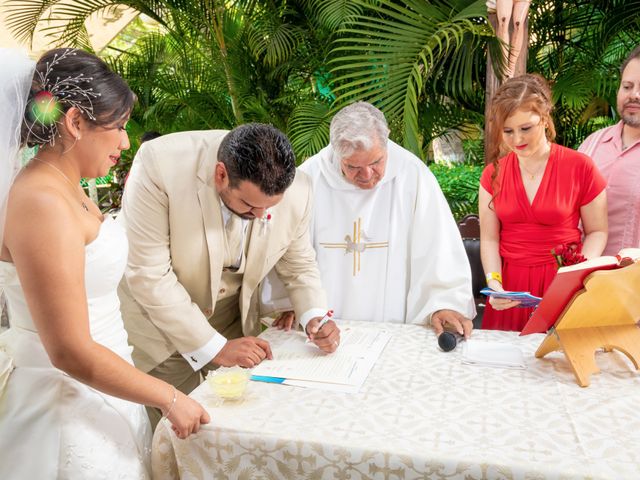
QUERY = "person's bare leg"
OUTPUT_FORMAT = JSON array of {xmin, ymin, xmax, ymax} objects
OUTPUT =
[
  {"xmin": 508, "ymin": 0, "xmax": 531, "ymax": 78},
  {"xmin": 495, "ymin": 0, "xmax": 514, "ymax": 79}
]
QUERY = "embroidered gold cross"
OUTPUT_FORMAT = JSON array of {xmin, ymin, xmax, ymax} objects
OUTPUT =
[{"xmin": 320, "ymin": 218, "xmax": 388, "ymax": 276}]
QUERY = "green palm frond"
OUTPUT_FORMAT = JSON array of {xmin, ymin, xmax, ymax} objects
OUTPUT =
[
  {"xmin": 246, "ymin": 10, "xmax": 306, "ymax": 68},
  {"xmin": 590, "ymin": 0, "xmax": 640, "ymax": 47},
  {"xmin": 106, "ymin": 32, "xmax": 168, "ymax": 103},
  {"xmin": 301, "ymin": 0, "xmax": 363, "ymax": 31},
  {"xmin": 552, "ymin": 72, "xmax": 594, "ymax": 111},
  {"xmin": 329, "ymin": 0, "xmax": 489, "ymax": 156},
  {"xmin": 287, "ymin": 100, "xmax": 332, "ymax": 161},
  {"xmin": 7, "ymin": 1, "xmax": 126, "ymax": 48},
  {"xmin": 6, "ymin": 0, "xmax": 178, "ymax": 46},
  {"xmin": 418, "ymin": 96, "xmax": 483, "ymax": 148},
  {"xmin": 5, "ymin": 0, "xmax": 64, "ymax": 45},
  {"xmin": 528, "ymin": 0, "xmax": 640, "ymax": 146},
  {"xmin": 5, "ymin": 0, "xmax": 172, "ymax": 47},
  {"xmin": 52, "ymin": 1, "xmax": 122, "ymax": 47},
  {"xmin": 435, "ymin": 38, "xmax": 484, "ymax": 103}
]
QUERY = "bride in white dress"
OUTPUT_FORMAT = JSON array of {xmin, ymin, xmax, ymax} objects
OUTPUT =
[{"xmin": 0, "ymin": 48, "xmax": 209, "ymax": 479}]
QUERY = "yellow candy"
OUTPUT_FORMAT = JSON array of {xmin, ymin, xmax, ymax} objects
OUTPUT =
[{"xmin": 208, "ymin": 370, "xmax": 249, "ymax": 399}]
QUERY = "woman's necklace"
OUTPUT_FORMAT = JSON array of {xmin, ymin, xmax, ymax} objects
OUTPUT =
[
  {"xmin": 33, "ymin": 158, "xmax": 89, "ymax": 212},
  {"xmin": 519, "ymin": 159, "xmax": 547, "ymax": 180}
]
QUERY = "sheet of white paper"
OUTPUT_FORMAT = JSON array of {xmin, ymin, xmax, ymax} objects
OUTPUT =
[
  {"xmin": 283, "ymin": 379, "xmax": 361, "ymax": 394},
  {"xmin": 254, "ymin": 348, "xmax": 356, "ymax": 384},
  {"xmin": 462, "ymin": 341, "xmax": 526, "ymax": 369},
  {"xmin": 282, "ymin": 328, "xmax": 391, "ymax": 393},
  {"xmin": 252, "ymin": 325, "xmax": 391, "ymax": 389}
]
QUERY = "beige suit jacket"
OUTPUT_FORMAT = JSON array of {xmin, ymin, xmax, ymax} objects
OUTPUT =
[{"xmin": 118, "ymin": 130, "xmax": 326, "ymax": 372}]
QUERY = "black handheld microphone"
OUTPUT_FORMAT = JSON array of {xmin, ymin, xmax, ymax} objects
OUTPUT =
[{"xmin": 438, "ymin": 331, "xmax": 462, "ymax": 352}]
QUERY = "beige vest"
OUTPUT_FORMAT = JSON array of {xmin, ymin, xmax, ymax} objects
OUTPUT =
[{"xmin": 208, "ymin": 222, "xmax": 253, "ymax": 339}]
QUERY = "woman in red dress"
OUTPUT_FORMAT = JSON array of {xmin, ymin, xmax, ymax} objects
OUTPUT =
[{"xmin": 479, "ymin": 74, "xmax": 608, "ymax": 331}]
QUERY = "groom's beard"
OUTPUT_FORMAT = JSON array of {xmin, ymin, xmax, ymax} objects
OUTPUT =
[
  {"xmin": 223, "ymin": 201, "xmax": 255, "ymax": 220},
  {"xmin": 218, "ymin": 189, "xmax": 256, "ymax": 220}
]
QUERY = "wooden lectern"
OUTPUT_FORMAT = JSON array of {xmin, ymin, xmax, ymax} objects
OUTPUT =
[{"xmin": 535, "ymin": 260, "xmax": 640, "ymax": 387}]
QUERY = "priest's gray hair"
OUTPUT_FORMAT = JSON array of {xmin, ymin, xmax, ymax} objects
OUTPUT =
[{"xmin": 330, "ymin": 102, "xmax": 390, "ymax": 160}]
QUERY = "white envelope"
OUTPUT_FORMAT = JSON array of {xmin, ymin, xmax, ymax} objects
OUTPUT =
[{"xmin": 462, "ymin": 341, "xmax": 526, "ymax": 369}]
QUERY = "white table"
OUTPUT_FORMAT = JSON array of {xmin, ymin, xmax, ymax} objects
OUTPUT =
[{"xmin": 152, "ymin": 323, "xmax": 640, "ymax": 479}]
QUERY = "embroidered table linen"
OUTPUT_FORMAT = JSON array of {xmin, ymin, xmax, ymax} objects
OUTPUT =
[{"xmin": 152, "ymin": 323, "xmax": 640, "ymax": 480}]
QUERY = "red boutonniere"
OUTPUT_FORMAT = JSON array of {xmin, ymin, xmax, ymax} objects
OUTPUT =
[
  {"xmin": 259, "ymin": 211, "xmax": 272, "ymax": 236},
  {"xmin": 551, "ymin": 242, "xmax": 586, "ymax": 268}
]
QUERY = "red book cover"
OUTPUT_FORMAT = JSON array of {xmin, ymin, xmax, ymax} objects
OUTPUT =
[{"xmin": 520, "ymin": 259, "xmax": 620, "ymax": 335}]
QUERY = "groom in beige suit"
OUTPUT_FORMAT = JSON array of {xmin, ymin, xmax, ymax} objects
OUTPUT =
[{"xmin": 118, "ymin": 124, "xmax": 339, "ymax": 425}]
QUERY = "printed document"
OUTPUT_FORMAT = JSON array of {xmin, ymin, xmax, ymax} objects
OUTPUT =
[{"xmin": 252, "ymin": 325, "xmax": 391, "ymax": 390}]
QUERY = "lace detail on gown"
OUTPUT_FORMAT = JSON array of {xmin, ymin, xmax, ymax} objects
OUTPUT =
[{"xmin": 0, "ymin": 216, "xmax": 152, "ymax": 479}]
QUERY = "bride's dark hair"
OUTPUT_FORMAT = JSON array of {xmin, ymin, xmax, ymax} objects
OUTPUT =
[{"xmin": 21, "ymin": 48, "xmax": 135, "ymax": 148}]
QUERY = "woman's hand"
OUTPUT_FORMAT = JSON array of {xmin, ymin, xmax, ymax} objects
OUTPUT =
[
  {"xmin": 165, "ymin": 390, "xmax": 210, "ymax": 439},
  {"xmin": 488, "ymin": 296, "xmax": 521, "ymax": 311},
  {"xmin": 486, "ymin": 279, "xmax": 521, "ymax": 310}
]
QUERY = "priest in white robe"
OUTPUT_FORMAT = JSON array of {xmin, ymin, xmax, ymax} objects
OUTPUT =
[{"xmin": 261, "ymin": 102, "xmax": 475, "ymax": 337}]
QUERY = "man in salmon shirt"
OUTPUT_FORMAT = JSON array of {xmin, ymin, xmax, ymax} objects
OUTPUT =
[{"xmin": 579, "ymin": 45, "xmax": 640, "ymax": 255}]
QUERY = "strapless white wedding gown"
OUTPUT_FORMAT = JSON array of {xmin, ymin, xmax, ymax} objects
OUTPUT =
[{"xmin": 0, "ymin": 216, "xmax": 152, "ymax": 479}]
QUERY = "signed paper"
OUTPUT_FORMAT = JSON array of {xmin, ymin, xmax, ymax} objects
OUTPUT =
[{"xmin": 251, "ymin": 325, "xmax": 391, "ymax": 390}]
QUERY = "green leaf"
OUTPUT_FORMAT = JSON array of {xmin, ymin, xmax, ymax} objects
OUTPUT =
[{"xmin": 287, "ymin": 101, "xmax": 332, "ymax": 162}]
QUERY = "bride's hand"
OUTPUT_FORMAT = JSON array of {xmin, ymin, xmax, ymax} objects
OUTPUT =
[{"xmin": 163, "ymin": 390, "xmax": 210, "ymax": 439}]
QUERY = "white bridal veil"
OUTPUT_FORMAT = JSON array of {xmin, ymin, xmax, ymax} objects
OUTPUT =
[{"xmin": 0, "ymin": 49, "xmax": 35, "ymax": 247}]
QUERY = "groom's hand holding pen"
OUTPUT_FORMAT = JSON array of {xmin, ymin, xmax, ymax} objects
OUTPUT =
[
  {"xmin": 306, "ymin": 310, "xmax": 340, "ymax": 353},
  {"xmin": 315, "ymin": 310, "xmax": 333, "ymax": 331}
]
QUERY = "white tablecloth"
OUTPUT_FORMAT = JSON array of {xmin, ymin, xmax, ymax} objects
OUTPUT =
[{"xmin": 152, "ymin": 323, "xmax": 640, "ymax": 479}]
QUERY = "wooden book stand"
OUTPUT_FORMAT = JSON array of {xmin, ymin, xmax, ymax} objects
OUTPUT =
[{"xmin": 535, "ymin": 260, "xmax": 640, "ymax": 387}]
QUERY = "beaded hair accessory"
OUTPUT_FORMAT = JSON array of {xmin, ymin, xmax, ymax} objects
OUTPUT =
[{"xmin": 25, "ymin": 49, "xmax": 101, "ymax": 146}]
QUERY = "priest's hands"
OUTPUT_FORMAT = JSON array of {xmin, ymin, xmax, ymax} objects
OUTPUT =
[
  {"xmin": 432, "ymin": 309, "xmax": 473, "ymax": 339},
  {"xmin": 212, "ymin": 337, "xmax": 273, "ymax": 368},
  {"xmin": 306, "ymin": 317, "xmax": 340, "ymax": 353},
  {"xmin": 273, "ymin": 310, "xmax": 296, "ymax": 331}
]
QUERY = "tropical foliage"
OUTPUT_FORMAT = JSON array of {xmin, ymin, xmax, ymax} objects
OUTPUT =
[
  {"xmin": 6, "ymin": 0, "xmax": 491, "ymax": 158},
  {"xmin": 6, "ymin": 0, "xmax": 640, "ymax": 213},
  {"xmin": 6, "ymin": 0, "xmax": 345, "ymax": 207},
  {"xmin": 528, "ymin": 0, "xmax": 640, "ymax": 148},
  {"xmin": 430, "ymin": 162, "xmax": 483, "ymax": 221},
  {"xmin": 300, "ymin": 0, "xmax": 493, "ymax": 158}
]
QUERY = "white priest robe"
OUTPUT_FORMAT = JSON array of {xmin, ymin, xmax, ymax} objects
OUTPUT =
[{"xmin": 261, "ymin": 140, "xmax": 475, "ymax": 324}]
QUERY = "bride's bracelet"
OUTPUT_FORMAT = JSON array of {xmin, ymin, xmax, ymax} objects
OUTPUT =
[{"xmin": 162, "ymin": 386, "xmax": 178, "ymax": 420}]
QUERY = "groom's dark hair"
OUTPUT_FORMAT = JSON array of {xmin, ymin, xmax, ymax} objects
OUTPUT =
[{"xmin": 217, "ymin": 123, "xmax": 296, "ymax": 196}]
